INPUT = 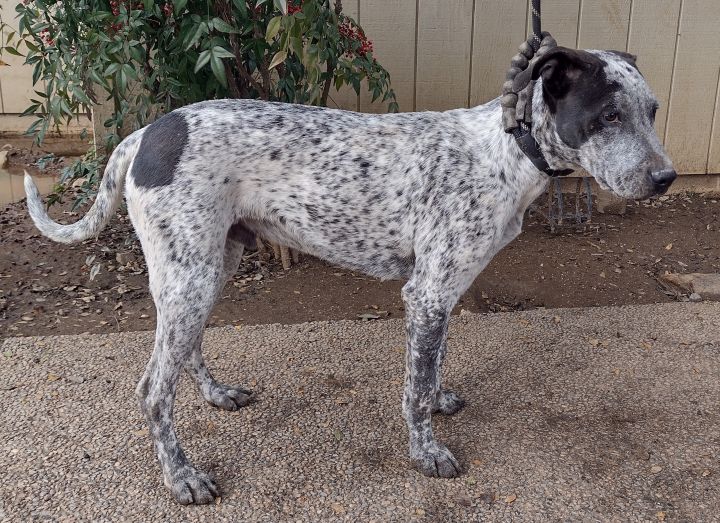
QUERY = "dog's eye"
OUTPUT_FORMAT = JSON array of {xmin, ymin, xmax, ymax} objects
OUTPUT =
[
  {"xmin": 650, "ymin": 106, "xmax": 658, "ymax": 121},
  {"xmin": 603, "ymin": 112, "xmax": 620, "ymax": 123}
]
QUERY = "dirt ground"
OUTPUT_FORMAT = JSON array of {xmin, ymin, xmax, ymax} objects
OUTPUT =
[{"xmin": 2, "ymin": 186, "xmax": 719, "ymax": 338}]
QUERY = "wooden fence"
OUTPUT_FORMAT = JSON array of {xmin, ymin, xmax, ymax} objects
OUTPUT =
[{"xmin": 1, "ymin": 0, "xmax": 719, "ymax": 175}]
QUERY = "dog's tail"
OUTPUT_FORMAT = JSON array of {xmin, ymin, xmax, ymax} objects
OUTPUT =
[{"xmin": 25, "ymin": 129, "xmax": 143, "ymax": 244}]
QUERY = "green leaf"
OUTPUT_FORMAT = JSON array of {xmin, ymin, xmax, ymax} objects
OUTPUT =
[
  {"xmin": 266, "ymin": 16, "xmax": 282, "ymax": 42},
  {"xmin": 210, "ymin": 53, "xmax": 227, "ymax": 87},
  {"xmin": 185, "ymin": 22, "xmax": 207, "ymax": 50},
  {"xmin": 212, "ymin": 46, "xmax": 235, "ymax": 59},
  {"xmin": 194, "ymin": 49, "xmax": 212, "ymax": 72},
  {"xmin": 4, "ymin": 46, "xmax": 22, "ymax": 56},
  {"xmin": 122, "ymin": 63, "xmax": 138, "ymax": 81},
  {"xmin": 233, "ymin": 0, "xmax": 248, "ymax": 16},
  {"xmin": 289, "ymin": 36, "xmax": 303, "ymax": 60},
  {"xmin": 211, "ymin": 18, "xmax": 238, "ymax": 34},
  {"xmin": 129, "ymin": 44, "xmax": 144, "ymax": 63},
  {"xmin": 273, "ymin": 0, "xmax": 287, "ymax": 15},
  {"xmin": 104, "ymin": 63, "xmax": 121, "ymax": 76},
  {"xmin": 20, "ymin": 103, "xmax": 41, "ymax": 117},
  {"xmin": 268, "ymin": 49, "xmax": 287, "ymax": 70},
  {"xmin": 71, "ymin": 86, "xmax": 92, "ymax": 105},
  {"xmin": 173, "ymin": 0, "xmax": 189, "ymax": 15}
]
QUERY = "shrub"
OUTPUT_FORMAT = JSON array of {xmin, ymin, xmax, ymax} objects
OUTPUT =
[{"xmin": 0, "ymin": 0, "xmax": 397, "ymax": 203}]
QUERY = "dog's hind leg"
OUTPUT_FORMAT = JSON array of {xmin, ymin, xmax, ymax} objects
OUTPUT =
[
  {"xmin": 184, "ymin": 233, "xmax": 254, "ymax": 411},
  {"xmin": 135, "ymin": 239, "xmax": 227, "ymax": 504}
]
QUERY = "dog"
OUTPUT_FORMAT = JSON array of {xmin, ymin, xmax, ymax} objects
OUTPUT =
[{"xmin": 25, "ymin": 47, "xmax": 675, "ymax": 504}]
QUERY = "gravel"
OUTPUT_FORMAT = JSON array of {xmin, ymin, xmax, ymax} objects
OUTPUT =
[{"xmin": 1, "ymin": 302, "xmax": 719, "ymax": 522}]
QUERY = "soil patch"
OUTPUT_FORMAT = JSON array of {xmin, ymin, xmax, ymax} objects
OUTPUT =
[{"xmin": 2, "ymin": 193, "xmax": 719, "ymax": 338}]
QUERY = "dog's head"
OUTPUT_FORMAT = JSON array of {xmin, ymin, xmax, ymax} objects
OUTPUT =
[{"xmin": 526, "ymin": 47, "xmax": 675, "ymax": 199}]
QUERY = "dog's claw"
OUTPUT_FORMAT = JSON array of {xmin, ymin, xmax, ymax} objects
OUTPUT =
[
  {"xmin": 412, "ymin": 443, "xmax": 461, "ymax": 478},
  {"xmin": 167, "ymin": 466, "xmax": 219, "ymax": 505},
  {"xmin": 204, "ymin": 383, "xmax": 254, "ymax": 411},
  {"xmin": 433, "ymin": 389, "xmax": 466, "ymax": 415}
]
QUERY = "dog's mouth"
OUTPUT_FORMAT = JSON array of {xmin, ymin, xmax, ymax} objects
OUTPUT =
[{"xmin": 591, "ymin": 170, "xmax": 675, "ymax": 201}]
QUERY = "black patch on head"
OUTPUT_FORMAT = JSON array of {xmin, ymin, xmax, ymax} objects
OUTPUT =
[
  {"xmin": 131, "ymin": 111, "xmax": 188, "ymax": 188},
  {"xmin": 527, "ymin": 47, "xmax": 621, "ymax": 148}
]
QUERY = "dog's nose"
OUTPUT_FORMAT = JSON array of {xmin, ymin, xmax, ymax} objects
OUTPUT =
[{"xmin": 650, "ymin": 169, "xmax": 677, "ymax": 193}]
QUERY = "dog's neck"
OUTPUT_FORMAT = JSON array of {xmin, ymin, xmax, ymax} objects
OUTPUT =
[{"xmin": 454, "ymin": 99, "xmax": 551, "ymax": 209}]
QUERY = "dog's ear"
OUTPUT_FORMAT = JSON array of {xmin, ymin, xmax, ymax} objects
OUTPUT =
[
  {"xmin": 605, "ymin": 50, "xmax": 638, "ymax": 67},
  {"xmin": 514, "ymin": 47, "xmax": 601, "ymax": 102}
]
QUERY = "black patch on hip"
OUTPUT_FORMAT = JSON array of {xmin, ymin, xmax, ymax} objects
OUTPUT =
[{"xmin": 131, "ymin": 112, "xmax": 188, "ymax": 188}]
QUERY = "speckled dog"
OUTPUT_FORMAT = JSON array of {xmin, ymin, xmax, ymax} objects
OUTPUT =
[{"xmin": 26, "ymin": 47, "xmax": 675, "ymax": 504}]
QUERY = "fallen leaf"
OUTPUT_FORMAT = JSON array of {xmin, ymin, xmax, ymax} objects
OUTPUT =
[
  {"xmin": 415, "ymin": 508, "xmax": 426, "ymax": 517},
  {"xmin": 89, "ymin": 263, "xmax": 101, "ymax": 281},
  {"xmin": 471, "ymin": 459, "xmax": 482, "ymax": 466},
  {"xmin": 133, "ymin": 428, "xmax": 149, "ymax": 437},
  {"xmin": 665, "ymin": 243, "xmax": 673, "ymax": 251},
  {"xmin": 656, "ymin": 511, "xmax": 666, "ymax": 521},
  {"xmin": 702, "ymin": 469, "xmax": 711, "ymax": 477},
  {"xmin": 331, "ymin": 502, "xmax": 346, "ymax": 514},
  {"xmin": 357, "ymin": 313, "xmax": 380, "ymax": 320},
  {"xmin": 650, "ymin": 465, "xmax": 662, "ymax": 474},
  {"xmin": 47, "ymin": 373, "xmax": 60, "ymax": 382},
  {"xmin": 504, "ymin": 494, "xmax": 517, "ymax": 504},
  {"xmin": 588, "ymin": 338, "xmax": 599, "ymax": 347},
  {"xmin": 333, "ymin": 429, "xmax": 343, "ymax": 441}
]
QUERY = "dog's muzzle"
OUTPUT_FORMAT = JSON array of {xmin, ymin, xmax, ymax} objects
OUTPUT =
[{"xmin": 649, "ymin": 169, "xmax": 677, "ymax": 194}]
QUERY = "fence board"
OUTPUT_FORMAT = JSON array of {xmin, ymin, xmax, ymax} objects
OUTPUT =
[
  {"xmin": 469, "ymin": 0, "xmax": 527, "ymax": 107},
  {"xmin": 358, "ymin": 0, "xmax": 416, "ymax": 113},
  {"xmin": 415, "ymin": 0, "xmax": 474, "ymax": 111},
  {"xmin": 626, "ymin": 0, "xmax": 681, "ymax": 141},
  {"xmin": 0, "ymin": 0, "xmax": 37, "ymax": 114},
  {"xmin": 527, "ymin": 0, "xmax": 581, "ymax": 49},
  {"xmin": 576, "ymin": 0, "xmax": 632, "ymax": 50},
  {"xmin": 708, "ymin": 75, "xmax": 720, "ymax": 173},
  {"xmin": 664, "ymin": 0, "xmax": 720, "ymax": 174}
]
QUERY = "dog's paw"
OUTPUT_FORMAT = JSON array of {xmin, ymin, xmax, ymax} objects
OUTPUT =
[
  {"xmin": 412, "ymin": 443, "xmax": 462, "ymax": 478},
  {"xmin": 167, "ymin": 466, "xmax": 219, "ymax": 505},
  {"xmin": 433, "ymin": 389, "xmax": 466, "ymax": 415},
  {"xmin": 204, "ymin": 383, "xmax": 254, "ymax": 411}
]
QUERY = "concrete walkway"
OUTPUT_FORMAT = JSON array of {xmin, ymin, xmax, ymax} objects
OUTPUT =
[{"xmin": 1, "ymin": 302, "xmax": 719, "ymax": 522}]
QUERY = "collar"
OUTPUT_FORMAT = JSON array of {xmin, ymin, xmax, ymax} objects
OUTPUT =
[{"xmin": 511, "ymin": 125, "xmax": 574, "ymax": 178}]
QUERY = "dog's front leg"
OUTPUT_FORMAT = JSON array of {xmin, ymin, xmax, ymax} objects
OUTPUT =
[{"xmin": 401, "ymin": 282, "xmax": 460, "ymax": 478}]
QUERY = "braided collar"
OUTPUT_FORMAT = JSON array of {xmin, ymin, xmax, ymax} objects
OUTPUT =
[{"xmin": 501, "ymin": 32, "xmax": 574, "ymax": 178}]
